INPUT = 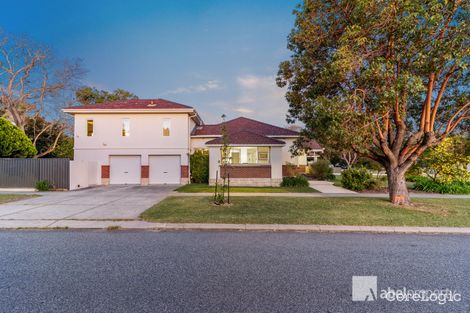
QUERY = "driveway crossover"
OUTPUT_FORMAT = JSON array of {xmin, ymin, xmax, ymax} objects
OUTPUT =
[{"xmin": 0, "ymin": 185, "xmax": 175, "ymax": 224}]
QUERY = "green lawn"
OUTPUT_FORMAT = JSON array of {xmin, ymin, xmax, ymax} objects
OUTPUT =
[
  {"xmin": 175, "ymin": 183, "xmax": 317, "ymax": 193},
  {"xmin": 0, "ymin": 194, "xmax": 37, "ymax": 204},
  {"xmin": 141, "ymin": 196, "xmax": 470, "ymax": 227}
]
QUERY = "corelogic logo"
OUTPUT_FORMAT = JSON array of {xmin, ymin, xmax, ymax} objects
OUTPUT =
[
  {"xmin": 352, "ymin": 276, "xmax": 462, "ymax": 305},
  {"xmin": 352, "ymin": 276, "xmax": 377, "ymax": 301}
]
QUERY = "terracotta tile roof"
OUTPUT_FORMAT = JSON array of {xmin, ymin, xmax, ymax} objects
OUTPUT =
[
  {"xmin": 205, "ymin": 131, "xmax": 285, "ymax": 145},
  {"xmin": 64, "ymin": 99, "xmax": 193, "ymax": 110},
  {"xmin": 192, "ymin": 117, "xmax": 298, "ymax": 137},
  {"xmin": 305, "ymin": 139, "xmax": 323, "ymax": 150}
]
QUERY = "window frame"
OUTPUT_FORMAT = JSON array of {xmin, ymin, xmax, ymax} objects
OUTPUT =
[
  {"xmin": 257, "ymin": 147, "xmax": 270, "ymax": 164},
  {"xmin": 86, "ymin": 119, "xmax": 94, "ymax": 137},
  {"xmin": 121, "ymin": 118, "xmax": 130, "ymax": 137},
  {"xmin": 230, "ymin": 148, "xmax": 241, "ymax": 164},
  {"xmin": 225, "ymin": 146, "xmax": 271, "ymax": 165},
  {"xmin": 162, "ymin": 118, "xmax": 171, "ymax": 137}
]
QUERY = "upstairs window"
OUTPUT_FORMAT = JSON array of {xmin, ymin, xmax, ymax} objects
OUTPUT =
[
  {"xmin": 163, "ymin": 119, "xmax": 171, "ymax": 136},
  {"xmin": 86, "ymin": 120, "xmax": 93, "ymax": 137},
  {"xmin": 121, "ymin": 119, "xmax": 130, "ymax": 137}
]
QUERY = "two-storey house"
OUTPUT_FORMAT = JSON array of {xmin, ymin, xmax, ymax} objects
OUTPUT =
[{"xmin": 63, "ymin": 99, "xmax": 322, "ymax": 189}]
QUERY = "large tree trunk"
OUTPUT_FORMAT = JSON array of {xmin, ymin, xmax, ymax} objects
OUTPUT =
[{"xmin": 386, "ymin": 167, "xmax": 410, "ymax": 205}]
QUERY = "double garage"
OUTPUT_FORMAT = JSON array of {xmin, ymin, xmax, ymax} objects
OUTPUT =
[{"xmin": 109, "ymin": 155, "xmax": 181, "ymax": 185}]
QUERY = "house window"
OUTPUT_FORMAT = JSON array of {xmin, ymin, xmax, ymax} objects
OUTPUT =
[
  {"xmin": 231, "ymin": 148, "xmax": 241, "ymax": 164},
  {"xmin": 86, "ymin": 120, "xmax": 93, "ymax": 137},
  {"xmin": 163, "ymin": 119, "xmax": 171, "ymax": 136},
  {"xmin": 121, "ymin": 119, "xmax": 130, "ymax": 137},
  {"xmin": 247, "ymin": 148, "xmax": 257, "ymax": 163},
  {"xmin": 258, "ymin": 147, "xmax": 269, "ymax": 164},
  {"xmin": 225, "ymin": 147, "xmax": 270, "ymax": 165}
]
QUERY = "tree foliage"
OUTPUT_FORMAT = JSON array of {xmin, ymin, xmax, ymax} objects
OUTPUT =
[
  {"xmin": 0, "ymin": 117, "xmax": 37, "ymax": 157},
  {"xmin": 277, "ymin": 0, "xmax": 469, "ymax": 204},
  {"xmin": 309, "ymin": 159, "xmax": 335, "ymax": 180},
  {"xmin": 24, "ymin": 115, "xmax": 69, "ymax": 158},
  {"xmin": 51, "ymin": 136, "xmax": 74, "ymax": 159},
  {"xmin": 422, "ymin": 137, "xmax": 470, "ymax": 183},
  {"xmin": 75, "ymin": 87, "xmax": 138, "ymax": 105}
]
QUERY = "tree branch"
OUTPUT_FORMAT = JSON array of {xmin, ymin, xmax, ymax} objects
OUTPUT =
[
  {"xmin": 34, "ymin": 129, "xmax": 63, "ymax": 158},
  {"xmin": 420, "ymin": 73, "xmax": 435, "ymax": 131},
  {"xmin": 32, "ymin": 123, "xmax": 52, "ymax": 146},
  {"xmin": 430, "ymin": 66, "xmax": 457, "ymax": 129}
]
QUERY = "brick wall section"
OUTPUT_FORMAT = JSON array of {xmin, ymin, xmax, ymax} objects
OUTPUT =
[
  {"xmin": 141, "ymin": 166, "xmax": 149, "ymax": 178},
  {"xmin": 221, "ymin": 165, "xmax": 271, "ymax": 178},
  {"xmin": 181, "ymin": 165, "xmax": 189, "ymax": 178},
  {"xmin": 101, "ymin": 165, "xmax": 110, "ymax": 178},
  {"xmin": 282, "ymin": 165, "xmax": 307, "ymax": 177}
]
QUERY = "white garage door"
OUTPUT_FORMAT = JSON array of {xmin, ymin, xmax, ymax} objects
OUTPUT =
[
  {"xmin": 149, "ymin": 155, "xmax": 181, "ymax": 184},
  {"xmin": 109, "ymin": 155, "xmax": 141, "ymax": 184}
]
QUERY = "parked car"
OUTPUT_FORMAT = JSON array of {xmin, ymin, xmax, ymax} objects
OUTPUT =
[{"xmin": 333, "ymin": 161, "xmax": 348, "ymax": 170}]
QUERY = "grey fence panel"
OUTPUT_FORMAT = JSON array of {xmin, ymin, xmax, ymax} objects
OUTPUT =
[
  {"xmin": 0, "ymin": 158, "xmax": 69, "ymax": 189},
  {"xmin": 0, "ymin": 159, "xmax": 38, "ymax": 188},
  {"xmin": 38, "ymin": 158, "xmax": 70, "ymax": 189}
]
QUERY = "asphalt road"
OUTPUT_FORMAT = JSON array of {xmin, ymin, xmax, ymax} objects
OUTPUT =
[{"xmin": 0, "ymin": 231, "xmax": 468, "ymax": 313}]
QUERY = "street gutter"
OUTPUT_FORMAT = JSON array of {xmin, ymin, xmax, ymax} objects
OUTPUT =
[{"xmin": 1, "ymin": 220, "xmax": 469, "ymax": 234}]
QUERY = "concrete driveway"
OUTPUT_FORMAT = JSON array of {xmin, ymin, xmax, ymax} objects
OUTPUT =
[{"xmin": 0, "ymin": 185, "xmax": 175, "ymax": 225}]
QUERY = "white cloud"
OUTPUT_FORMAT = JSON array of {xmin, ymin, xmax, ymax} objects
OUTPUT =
[
  {"xmin": 234, "ymin": 107, "xmax": 254, "ymax": 114},
  {"xmin": 166, "ymin": 80, "xmax": 221, "ymax": 94},
  {"xmin": 237, "ymin": 75, "xmax": 263, "ymax": 89},
  {"xmin": 231, "ymin": 74, "xmax": 288, "ymax": 124}
]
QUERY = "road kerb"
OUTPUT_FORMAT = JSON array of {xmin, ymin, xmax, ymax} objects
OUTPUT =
[{"xmin": 1, "ymin": 220, "xmax": 470, "ymax": 234}]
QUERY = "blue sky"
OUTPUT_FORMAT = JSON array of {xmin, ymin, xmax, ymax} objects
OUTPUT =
[{"xmin": 1, "ymin": 0, "xmax": 299, "ymax": 126}]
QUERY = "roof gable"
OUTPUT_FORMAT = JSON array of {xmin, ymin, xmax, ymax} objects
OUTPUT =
[
  {"xmin": 192, "ymin": 117, "xmax": 298, "ymax": 137},
  {"xmin": 305, "ymin": 139, "xmax": 323, "ymax": 150}
]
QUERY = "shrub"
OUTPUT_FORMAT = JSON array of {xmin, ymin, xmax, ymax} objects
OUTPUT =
[
  {"xmin": 421, "ymin": 137, "xmax": 470, "ymax": 183},
  {"xmin": 405, "ymin": 174, "xmax": 422, "ymax": 183},
  {"xmin": 412, "ymin": 177, "xmax": 470, "ymax": 194},
  {"xmin": 213, "ymin": 193, "xmax": 225, "ymax": 205},
  {"xmin": 0, "ymin": 117, "xmax": 37, "ymax": 158},
  {"xmin": 341, "ymin": 167, "xmax": 374, "ymax": 191},
  {"xmin": 281, "ymin": 175, "xmax": 309, "ymax": 188},
  {"xmin": 35, "ymin": 180, "xmax": 51, "ymax": 191},
  {"xmin": 310, "ymin": 159, "xmax": 334, "ymax": 180},
  {"xmin": 190, "ymin": 150, "xmax": 209, "ymax": 183}
]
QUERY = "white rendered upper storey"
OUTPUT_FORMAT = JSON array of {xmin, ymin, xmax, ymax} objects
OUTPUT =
[
  {"xmin": 63, "ymin": 99, "xmax": 202, "ymax": 163},
  {"xmin": 63, "ymin": 99, "xmax": 202, "ymax": 186}
]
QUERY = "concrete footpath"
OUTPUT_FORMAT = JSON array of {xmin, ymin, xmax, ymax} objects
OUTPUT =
[
  {"xmin": 308, "ymin": 180, "xmax": 357, "ymax": 194},
  {"xmin": 1, "ymin": 220, "xmax": 469, "ymax": 234}
]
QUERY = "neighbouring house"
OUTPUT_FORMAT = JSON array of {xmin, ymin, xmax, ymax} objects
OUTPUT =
[
  {"xmin": 305, "ymin": 140, "xmax": 324, "ymax": 164},
  {"xmin": 63, "ymin": 99, "xmax": 321, "ymax": 189}
]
